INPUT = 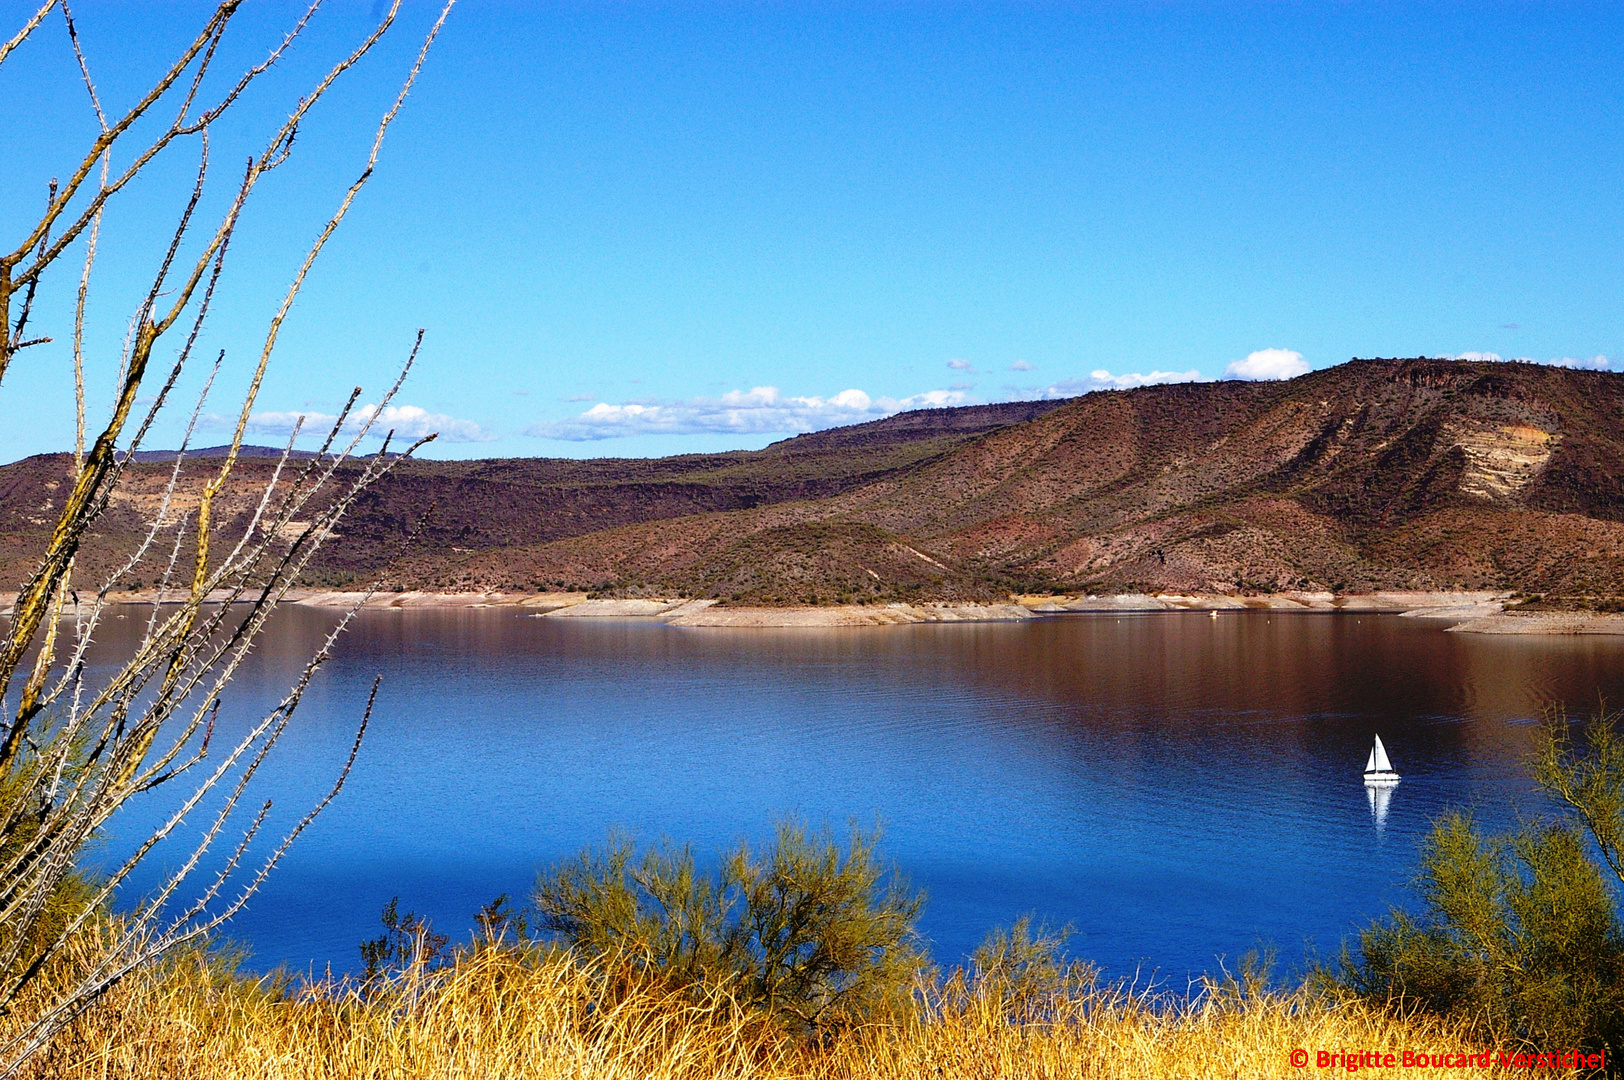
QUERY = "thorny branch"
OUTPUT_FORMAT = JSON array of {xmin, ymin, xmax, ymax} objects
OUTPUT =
[{"xmin": 0, "ymin": 1, "xmax": 455, "ymax": 1073}]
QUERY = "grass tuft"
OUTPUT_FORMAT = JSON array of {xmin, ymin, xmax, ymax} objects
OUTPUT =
[{"xmin": 10, "ymin": 927, "xmax": 1578, "ymax": 1080}]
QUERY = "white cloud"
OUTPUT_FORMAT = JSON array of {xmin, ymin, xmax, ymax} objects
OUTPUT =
[
  {"xmin": 244, "ymin": 403, "xmax": 496, "ymax": 443},
  {"xmin": 946, "ymin": 358, "xmax": 974, "ymax": 371},
  {"xmin": 1224, "ymin": 348, "xmax": 1310, "ymax": 381},
  {"xmin": 1446, "ymin": 352, "xmax": 1610, "ymax": 370},
  {"xmin": 1008, "ymin": 360, "xmax": 1035, "ymax": 371},
  {"xmin": 1550, "ymin": 354, "xmax": 1609, "ymax": 370},
  {"xmin": 526, "ymin": 385, "xmax": 972, "ymax": 441},
  {"xmin": 1035, "ymin": 369, "xmax": 1205, "ymax": 399}
]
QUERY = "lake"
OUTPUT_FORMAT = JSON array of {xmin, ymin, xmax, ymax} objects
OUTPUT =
[{"xmin": 94, "ymin": 606, "xmax": 1624, "ymax": 981}]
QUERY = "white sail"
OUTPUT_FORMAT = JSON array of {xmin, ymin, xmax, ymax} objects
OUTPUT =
[
  {"xmin": 1371, "ymin": 735, "xmax": 1393, "ymax": 773},
  {"xmin": 1365, "ymin": 746, "xmax": 1378, "ymax": 773}
]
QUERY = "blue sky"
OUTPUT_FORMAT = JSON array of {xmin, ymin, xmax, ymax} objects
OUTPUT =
[{"xmin": 2, "ymin": 1, "xmax": 1621, "ymax": 461}]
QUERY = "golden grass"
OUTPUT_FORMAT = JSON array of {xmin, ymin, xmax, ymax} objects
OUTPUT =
[{"xmin": 10, "ymin": 938, "xmax": 1593, "ymax": 1080}]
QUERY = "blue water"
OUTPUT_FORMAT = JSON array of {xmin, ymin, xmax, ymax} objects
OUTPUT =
[{"xmin": 94, "ymin": 607, "xmax": 1624, "ymax": 980}]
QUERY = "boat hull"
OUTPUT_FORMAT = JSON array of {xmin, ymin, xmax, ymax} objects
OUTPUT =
[{"xmin": 1363, "ymin": 771, "xmax": 1401, "ymax": 785}]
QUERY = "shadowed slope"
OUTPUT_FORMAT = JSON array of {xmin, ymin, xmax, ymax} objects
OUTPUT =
[
  {"xmin": 438, "ymin": 358, "xmax": 1624, "ymax": 601},
  {"xmin": 5, "ymin": 360, "xmax": 1622, "ymax": 601}
]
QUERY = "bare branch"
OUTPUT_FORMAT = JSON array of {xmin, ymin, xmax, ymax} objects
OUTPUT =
[
  {"xmin": 59, "ymin": 0, "xmax": 107, "ymax": 130},
  {"xmin": 0, "ymin": 1, "xmax": 55, "ymax": 69},
  {"xmin": 0, "ymin": 3, "xmax": 455, "ymax": 1069},
  {"xmin": 3, "ymin": 2, "xmax": 238, "ymax": 272}
]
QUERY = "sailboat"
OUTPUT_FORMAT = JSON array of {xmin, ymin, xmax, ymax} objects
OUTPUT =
[{"xmin": 1363, "ymin": 734, "xmax": 1400, "ymax": 785}]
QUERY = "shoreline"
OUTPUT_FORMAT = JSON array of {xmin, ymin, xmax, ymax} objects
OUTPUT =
[{"xmin": 12, "ymin": 586, "xmax": 1622, "ymax": 633}]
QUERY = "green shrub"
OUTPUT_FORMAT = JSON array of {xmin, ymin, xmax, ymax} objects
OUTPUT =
[
  {"xmin": 532, "ymin": 821, "xmax": 926, "ymax": 1038},
  {"xmin": 1338, "ymin": 706, "xmax": 1624, "ymax": 1055},
  {"xmin": 1342, "ymin": 814, "xmax": 1624, "ymax": 1049},
  {"xmin": 358, "ymin": 898, "xmax": 449, "ymax": 982},
  {"xmin": 969, "ymin": 916, "xmax": 1096, "ymax": 1022}
]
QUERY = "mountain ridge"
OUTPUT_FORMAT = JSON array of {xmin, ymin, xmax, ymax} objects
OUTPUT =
[{"xmin": 4, "ymin": 359, "xmax": 1622, "ymax": 604}]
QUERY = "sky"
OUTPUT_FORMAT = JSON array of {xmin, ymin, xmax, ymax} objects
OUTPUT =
[{"xmin": 1, "ymin": 1, "xmax": 1621, "ymax": 461}]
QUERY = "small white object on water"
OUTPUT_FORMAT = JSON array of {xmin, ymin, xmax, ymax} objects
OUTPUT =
[{"xmin": 1363, "ymin": 734, "xmax": 1400, "ymax": 785}]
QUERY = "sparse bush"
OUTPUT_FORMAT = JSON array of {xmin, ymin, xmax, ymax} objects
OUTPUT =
[
  {"xmin": 532, "ymin": 821, "xmax": 926, "ymax": 1039},
  {"xmin": 474, "ymin": 893, "xmax": 530, "ymax": 949},
  {"xmin": 1338, "ymin": 705, "xmax": 1624, "ymax": 1055},
  {"xmin": 359, "ymin": 898, "xmax": 450, "ymax": 983},
  {"xmin": 968, "ymin": 916, "xmax": 1096, "ymax": 1023},
  {"xmin": 0, "ymin": 764, "xmax": 96, "ymax": 985}
]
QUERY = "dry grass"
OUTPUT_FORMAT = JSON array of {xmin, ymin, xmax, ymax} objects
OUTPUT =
[{"xmin": 8, "ymin": 933, "xmax": 1590, "ymax": 1080}]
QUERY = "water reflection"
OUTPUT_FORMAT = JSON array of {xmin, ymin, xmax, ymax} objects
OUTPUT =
[
  {"xmin": 87, "ymin": 608, "xmax": 1624, "ymax": 980},
  {"xmin": 1365, "ymin": 782, "xmax": 1395, "ymax": 832}
]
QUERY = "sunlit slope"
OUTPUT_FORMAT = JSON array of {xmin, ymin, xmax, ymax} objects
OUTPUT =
[
  {"xmin": 439, "ymin": 357, "xmax": 1624, "ymax": 601},
  {"xmin": 0, "ymin": 401, "xmax": 1064, "ymax": 593},
  {"xmin": 4, "ymin": 359, "xmax": 1622, "ymax": 600}
]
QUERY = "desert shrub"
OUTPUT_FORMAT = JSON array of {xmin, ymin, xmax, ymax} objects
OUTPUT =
[
  {"xmin": 967, "ymin": 916, "xmax": 1096, "ymax": 1023},
  {"xmin": 1342, "ymin": 814, "xmax": 1624, "ymax": 1050},
  {"xmin": 0, "ymin": 3, "xmax": 451, "ymax": 1069},
  {"xmin": 473, "ymin": 893, "xmax": 530, "ymax": 948},
  {"xmin": 532, "ymin": 821, "xmax": 926, "ymax": 1039},
  {"xmin": 1338, "ymin": 706, "xmax": 1624, "ymax": 1055},
  {"xmin": 358, "ymin": 898, "xmax": 450, "ymax": 983}
]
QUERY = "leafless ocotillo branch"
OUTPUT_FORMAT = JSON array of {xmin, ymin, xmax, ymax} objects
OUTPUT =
[{"xmin": 0, "ymin": 3, "xmax": 453, "ymax": 1071}]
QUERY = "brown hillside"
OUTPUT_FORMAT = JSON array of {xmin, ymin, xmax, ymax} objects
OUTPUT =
[
  {"xmin": 4, "ymin": 359, "xmax": 1622, "ymax": 602},
  {"xmin": 0, "ymin": 400, "xmax": 1063, "ymax": 594},
  {"xmin": 435, "ymin": 358, "xmax": 1624, "ymax": 601}
]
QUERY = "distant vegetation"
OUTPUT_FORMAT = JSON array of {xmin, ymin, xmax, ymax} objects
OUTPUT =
[{"xmin": 8, "ymin": 358, "xmax": 1624, "ymax": 605}]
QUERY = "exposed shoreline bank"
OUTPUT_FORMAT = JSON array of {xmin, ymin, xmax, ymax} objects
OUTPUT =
[{"xmin": 14, "ymin": 587, "xmax": 1623, "ymax": 634}]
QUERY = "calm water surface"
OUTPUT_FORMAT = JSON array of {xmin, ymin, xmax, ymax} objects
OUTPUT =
[{"xmin": 94, "ymin": 608, "xmax": 1624, "ymax": 980}]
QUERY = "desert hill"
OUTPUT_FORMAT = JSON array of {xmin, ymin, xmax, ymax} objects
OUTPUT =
[
  {"xmin": 0, "ymin": 400, "xmax": 1065, "ymax": 594},
  {"xmin": 5, "ymin": 359, "xmax": 1623, "ymax": 603}
]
